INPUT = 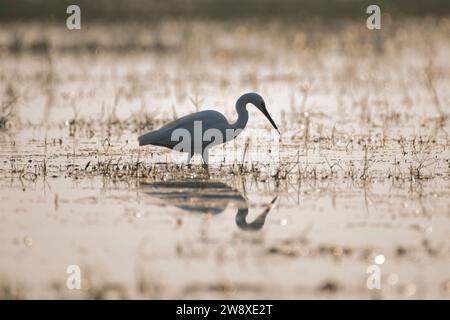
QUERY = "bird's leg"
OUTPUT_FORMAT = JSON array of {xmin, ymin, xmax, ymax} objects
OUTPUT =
[
  {"xmin": 186, "ymin": 152, "xmax": 193, "ymax": 169},
  {"xmin": 201, "ymin": 149, "xmax": 209, "ymax": 172},
  {"xmin": 186, "ymin": 152, "xmax": 192, "ymax": 164}
]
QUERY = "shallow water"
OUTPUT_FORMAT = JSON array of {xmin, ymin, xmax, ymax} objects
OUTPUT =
[{"xmin": 0, "ymin": 19, "xmax": 449, "ymax": 299}]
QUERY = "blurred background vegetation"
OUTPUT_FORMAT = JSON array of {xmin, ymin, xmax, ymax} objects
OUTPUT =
[{"xmin": 1, "ymin": 0, "xmax": 449, "ymax": 23}]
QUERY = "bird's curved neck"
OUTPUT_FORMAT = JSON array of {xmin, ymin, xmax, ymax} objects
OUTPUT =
[{"xmin": 230, "ymin": 96, "xmax": 249, "ymax": 131}]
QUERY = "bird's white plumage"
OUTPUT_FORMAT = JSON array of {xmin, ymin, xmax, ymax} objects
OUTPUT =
[{"xmin": 138, "ymin": 92, "xmax": 278, "ymax": 164}]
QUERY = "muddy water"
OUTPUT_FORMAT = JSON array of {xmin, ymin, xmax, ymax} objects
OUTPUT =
[{"xmin": 0, "ymin": 20, "xmax": 449, "ymax": 299}]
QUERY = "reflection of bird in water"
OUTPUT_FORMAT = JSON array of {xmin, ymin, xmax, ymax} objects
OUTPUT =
[
  {"xmin": 137, "ymin": 92, "xmax": 280, "ymax": 164},
  {"xmin": 140, "ymin": 179, "xmax": 277, "ymax": 231}
]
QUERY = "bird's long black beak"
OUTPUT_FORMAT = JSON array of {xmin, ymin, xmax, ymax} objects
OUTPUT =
[{"xmin": 260, "ymin": 103, "xmax": 280, "ymax": 134}]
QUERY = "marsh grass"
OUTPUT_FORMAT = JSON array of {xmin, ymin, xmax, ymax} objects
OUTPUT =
[{"xmin": 0, "ymin": 84, "xmax": 19, "ymax": 130}]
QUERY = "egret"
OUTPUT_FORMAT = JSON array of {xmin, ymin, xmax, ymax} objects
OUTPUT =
[{"xmin": 137, "ymin": 92, "xmax": 280, "ymax": 164}]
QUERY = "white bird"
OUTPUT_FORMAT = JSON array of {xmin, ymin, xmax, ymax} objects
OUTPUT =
[{"xmin": 138, "ymin": 92, "xmax": 279, "ymax": 164}]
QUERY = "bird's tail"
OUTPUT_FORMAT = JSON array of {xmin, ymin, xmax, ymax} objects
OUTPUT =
[{"xmin": 137, "ymin": 130, "xmax": 160, "ymax": 146}]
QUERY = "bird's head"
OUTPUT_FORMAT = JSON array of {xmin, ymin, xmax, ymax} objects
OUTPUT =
[{"xmin": 246, "ymin": 93, "xmax": 280, "ymax": 134}]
